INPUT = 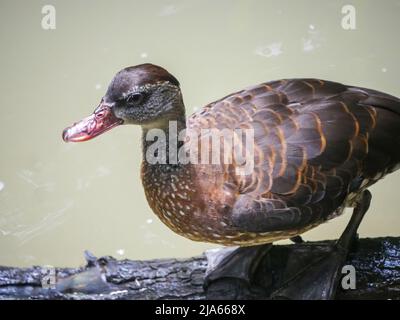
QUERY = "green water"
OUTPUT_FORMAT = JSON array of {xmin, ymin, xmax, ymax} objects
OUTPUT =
[{"xmin": 0, "ymin": 0, "xmax": 399, "ymax": 267}]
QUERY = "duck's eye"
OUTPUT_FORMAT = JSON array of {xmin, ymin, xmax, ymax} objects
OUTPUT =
[{"xmin": 126, "ymin": 93, "xmax": 144, "ymax": 106}]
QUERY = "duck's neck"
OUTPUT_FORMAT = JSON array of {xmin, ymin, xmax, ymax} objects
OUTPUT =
[
  {"xmin": 140, "ymin": 100, "xmax": 202, "ymax": 222},
  {"xmin": 141, "ymin": 94, "xmax": 188, "ymax": 173}
]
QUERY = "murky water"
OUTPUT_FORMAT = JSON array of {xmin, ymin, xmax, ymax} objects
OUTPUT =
[{"xmin": 0, "ymin": 0, "xmax": 399, "ymax": 267}]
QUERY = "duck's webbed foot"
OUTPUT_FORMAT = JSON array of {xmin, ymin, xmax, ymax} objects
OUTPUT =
[
  {"xmin": 204, "ymin": 244, "xmax": 273, "ymax": 299},
  {"xmin": 203, "ymin": 190, "xmax": 372, "ymax": 300},
  {"xmin": 272, "ymin": 190, "xmax": 372, "ymax": 300}
]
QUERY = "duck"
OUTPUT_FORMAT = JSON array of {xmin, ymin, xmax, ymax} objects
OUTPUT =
[{"xmin": 63, "ymin": 63, "xmax": 400, "ymax": 299}]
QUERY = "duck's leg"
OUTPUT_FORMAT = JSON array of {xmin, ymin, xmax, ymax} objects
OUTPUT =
[{"xmin": 271, "ymin": 189, "xmax": 372, "ymax": 299}]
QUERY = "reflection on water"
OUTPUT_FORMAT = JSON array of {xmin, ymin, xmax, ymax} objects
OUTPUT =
[{"xmin": 0, "ymin": 0, "xmax": 399, "ymax": 267}]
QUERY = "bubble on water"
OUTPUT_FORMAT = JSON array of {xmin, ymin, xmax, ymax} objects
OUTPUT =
[
  {"xmin": 303, "ymin": 27, "xmax": 323, "ymax": 53},
  {"xmin": 146, "ymin": 218, "xmax": 153, "ymax": 224},
  {"xmin": 159, "ymin": 5, "xmax": 179, "ymax": 16},
  {"xmin": 140, "ymin": 52, "xmax": 148, "ymax": 58},
  {"xmin": 302, "ymin": 36, "xmax": 321, "ymax": 52},
  {"xmin": 381, "ymin": 67, "xmax": 387, "ymax": 73},
  {"xmin": 95, "ymin": 83, "xmax": 102, "ymax": 90},
  {"xmin": 0, "ymin": 181, "xmax": 4, "ymax": 192},
  {"xmin": 303, "ymin": 39, "xmax": 315, "ymax": 52},
  {"xmin": 116, "ymin": 249, "xmax": 125, "ymax": 256},
  {"xmin": 254, "ymin": 42, "xmax": 283, "ymax": 58},
  {"xmin": 96, "ymin": 165, "xmax": 111, "ymax": 177}
]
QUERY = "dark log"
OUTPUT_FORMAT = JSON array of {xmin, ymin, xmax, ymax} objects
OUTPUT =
[{"xmin": 0, "ymin": 237, "xmax": 399, "ymax": 300}]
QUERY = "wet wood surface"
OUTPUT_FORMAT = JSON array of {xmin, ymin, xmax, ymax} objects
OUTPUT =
[{"xmin": 0, "ymin": 237, "xmax": 399, "ymax": 300}]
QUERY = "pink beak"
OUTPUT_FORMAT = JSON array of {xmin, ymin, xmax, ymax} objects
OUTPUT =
[{"xmin": 62, "ymin": 101, "xmax": 123, "ymax": 142}]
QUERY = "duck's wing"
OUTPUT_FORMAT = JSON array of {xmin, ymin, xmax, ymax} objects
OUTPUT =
[{"xmin": 189, "ymin": 79, "xmax": 400, "ymax": 232}]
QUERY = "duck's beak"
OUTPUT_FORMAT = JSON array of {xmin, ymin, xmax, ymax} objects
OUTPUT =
[{"xmin": 62, "ymin": 101, "xmax": 123, "ymax": 142}]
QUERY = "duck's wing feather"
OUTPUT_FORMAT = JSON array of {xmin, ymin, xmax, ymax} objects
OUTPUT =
[{"xmin": 189, "ymin": 79, "xmax": 400, "ymax": 232}]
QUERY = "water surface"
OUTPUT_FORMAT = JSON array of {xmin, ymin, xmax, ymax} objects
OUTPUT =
[{"xmin": 0, "ymin": 0, "xmax": 399, "ymax": 267}]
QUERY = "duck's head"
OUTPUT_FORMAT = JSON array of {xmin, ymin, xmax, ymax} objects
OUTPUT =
[{"xmin": 62, "ymin": 63, "xmax": 182, "ymax": 142}]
